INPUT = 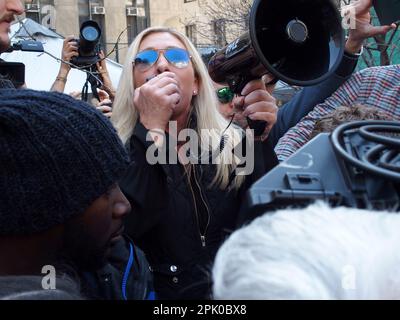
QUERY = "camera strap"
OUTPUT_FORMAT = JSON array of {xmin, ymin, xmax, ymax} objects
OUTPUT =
[{"xmin": 82, "ymin": 65, "xmax": 101, "ymax": 102}]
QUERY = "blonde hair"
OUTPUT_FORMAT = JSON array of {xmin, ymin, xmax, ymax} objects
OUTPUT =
[{"xmin": 112, "ymin": 26, "xmax": 245, "ymax": 189}]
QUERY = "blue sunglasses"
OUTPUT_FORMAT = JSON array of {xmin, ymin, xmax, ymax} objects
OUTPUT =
[{"xmin": 133, "ymin": 48, "xmax": 191, "ymax": 71}]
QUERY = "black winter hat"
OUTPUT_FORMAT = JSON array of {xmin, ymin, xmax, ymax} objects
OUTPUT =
[{"xmin": 0, "ymin": 89, "xmax": 130, "ymax": 235}]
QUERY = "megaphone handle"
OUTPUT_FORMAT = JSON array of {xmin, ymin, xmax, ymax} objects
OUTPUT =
[
  {"xmin": 228, "ymin": 76, "xmax": 268, "ymax": 137},
  {"xmin": 246, "ymin": 117, "xmax": 267, "ymax": 136}
]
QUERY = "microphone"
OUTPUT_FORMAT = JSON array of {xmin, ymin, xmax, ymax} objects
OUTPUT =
[{"xmin": 6, "ymin": 40, "xmax": 44, "ymax": 53}]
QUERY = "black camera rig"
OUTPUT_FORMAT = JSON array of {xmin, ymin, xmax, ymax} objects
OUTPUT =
[{"xmin": 240, "ymin": 121, "xmax": 400, "ymax": 224}]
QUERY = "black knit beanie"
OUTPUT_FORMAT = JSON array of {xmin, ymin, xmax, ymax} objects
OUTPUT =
[{"xmin": 0, "ymin": 89, "xmax": 130, "ymax": 236}]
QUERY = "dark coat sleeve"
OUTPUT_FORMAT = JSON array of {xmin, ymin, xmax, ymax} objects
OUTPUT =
[
  {"xmin": 269, "ymin": 52, "xmax": 360, "ymax": 147},
  {"xmin": 119, "ymin": 122, "xmax": 168, "ymax": 239}
]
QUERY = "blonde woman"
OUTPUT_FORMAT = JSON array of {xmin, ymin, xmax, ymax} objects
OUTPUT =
[{"xmin": 112, "ymin": 27, "xmax": 278, "ymax": 299}]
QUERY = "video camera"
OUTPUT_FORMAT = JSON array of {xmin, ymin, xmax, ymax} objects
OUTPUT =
[
  {"xmin": 0, "ymin": 61, "xmax": 25, "ymax": 88},
  {"xmin": 70, "ymin": 20, "xmax": 102, "ymax": 68},
  {"xmin": 239, "ymin": 121, "xmax": 400, "ymax": 225},
  {"xmin": 0, "ymin": 40, "xmax": 44, "ymax": 88}
]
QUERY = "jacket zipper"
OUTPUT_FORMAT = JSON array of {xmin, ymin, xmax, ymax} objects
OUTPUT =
[
  {"xmin": 187, "ymin": 165, "xmax": 211, "ymax": 248},
  {"xmin": 193, "ymin": 167, "xmax": 211, "ymax": 247},
  {"xmin": 188, "ymin": 177, "xmax": 201, "ymax": 244}
]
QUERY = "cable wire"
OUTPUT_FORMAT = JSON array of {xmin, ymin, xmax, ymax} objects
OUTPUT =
[{"xmin": 331, "ymin": 121, "xmax": 400, "ymax": 182}]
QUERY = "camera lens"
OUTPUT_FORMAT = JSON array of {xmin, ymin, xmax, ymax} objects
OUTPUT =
[
  {"xmin": 82, "ymin": 26, "xmax": 99, "ymax": 41},
  {"xmin": 77, "ymin": 20, "xmax": 101, "ymax": 57}
]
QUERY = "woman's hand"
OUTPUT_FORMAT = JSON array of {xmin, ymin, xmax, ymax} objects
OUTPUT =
[
  {"xmin": 231, "ymin": 79, "xmax": 278, "ymax": 140},
  {"xmin": 61, "ymin": 35, "xmax": 79, "ymax": 71},
  {"xmin": 133, "ymin": 72, "xmax": 181, "ymax": 131},
  {"xmin": 96, "ymin": 99, "xmax": 113, "ymax": 118},
  {"xmin": 96, "ymin": 50, "xmax": 116, "ymax": 100},
  {"xmin": 69, "ymin": 91, "xmax": 81, "ymax": 100}
]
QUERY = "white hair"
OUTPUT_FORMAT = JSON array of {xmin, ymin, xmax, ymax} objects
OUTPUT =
[
  {"xmin": 111, "ymin": 26, "xmax": 245, "ymax": 189},
  {"xmin": 213, "ymin": 202, "xmax": 400, "ymax": 300}
]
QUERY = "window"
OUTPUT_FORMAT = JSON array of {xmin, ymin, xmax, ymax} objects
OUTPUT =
[
  {"xmin": 213, "ymin": 19, "xmax": 226, "ymax": 48},
  {"xmin": 24, "ymin": 0, "xmax": 55, "ymax": 30},
  {"xmin": 185, "ymin": 24, "xmax": 197, "ymax": 46},
  {"xmin": 78, "ymin": 0, "xmax": 90, "ymax": 25},
  {"xmin": 126, "ymin": 0, "xmax": 149, "ymax": 44},
  {"xmin": 25, "ymin": 0, "xmax": 40, "ymax": 23}
]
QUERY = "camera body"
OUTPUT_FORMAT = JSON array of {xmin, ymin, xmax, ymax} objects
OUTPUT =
[
  {"xmin": 70, "ymin": 20, "xmax": 102, "ymax": 68},
  {"xmin": 373, "ymin": 0, "xmax": 400, "ymax": 25},
  {"xmin": 0, "ymin": 61, "xmax": 25, "ymax": 88}
]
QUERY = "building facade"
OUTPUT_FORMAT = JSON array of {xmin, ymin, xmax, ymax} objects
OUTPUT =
[
  {"xmin": 21, "ymin": 0, "xmax": 247, "ymax": 63},
  {"xmin": 23, "ymin": 0, "xmax": 151, "ymax": 63},
  {"xmin": 149, "ymin": 0, "xmax": 245, "ymax": 49}
]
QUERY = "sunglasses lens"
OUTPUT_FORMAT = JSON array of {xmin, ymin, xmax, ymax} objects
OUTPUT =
[
  {"xmin": 217, "ymin": 87, "xmax": 234, "ymax": 104},
  {"xmin": 134, "ymin": 50, "xmax": 158, "ymax": 71},
  {"xmin": 164, "ymin": 48, "xmax": 190, "ymax": 68}
]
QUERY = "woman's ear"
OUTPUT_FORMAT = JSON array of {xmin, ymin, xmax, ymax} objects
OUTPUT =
[{"xmin": 193, "ymin": 76, "xmax": 199, "ymax": 96}]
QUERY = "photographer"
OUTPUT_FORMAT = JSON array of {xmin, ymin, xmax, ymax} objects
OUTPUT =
[{"xmin": 50, "ymin": 37, "xmax": 116, "ymax": 102}]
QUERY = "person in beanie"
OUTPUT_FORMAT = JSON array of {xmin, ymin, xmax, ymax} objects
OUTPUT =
[{"xmin": 0, "ymin": 89, "xmax": 151, "ymax": 300}]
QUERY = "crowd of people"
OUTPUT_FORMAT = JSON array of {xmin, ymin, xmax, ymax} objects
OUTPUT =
[{"xmin": 0, "ymin": 0, "xmax": 399, "ymax": 300}]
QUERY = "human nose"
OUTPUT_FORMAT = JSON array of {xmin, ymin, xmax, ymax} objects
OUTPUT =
[
  {"xmin": 113, "ymin": 185, "xmax": 131, "ymax": 219},
  {"xmin": 8, "ymin": 0, "xmax": 25, "ymax": 16},
  {"xmin": 155, "ymin": 51, "xmax": 170, "ymax": 74}
]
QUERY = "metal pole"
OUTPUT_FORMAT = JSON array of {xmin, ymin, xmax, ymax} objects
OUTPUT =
[
  {"xmin": 89, "ymin": 0, "xmax": 92, "ymax": 20},
  {"xmin": 116, "ymin": 42, "xmax": 119, "ymax": 63}
]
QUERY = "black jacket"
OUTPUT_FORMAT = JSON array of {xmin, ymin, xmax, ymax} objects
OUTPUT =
[
  {"xmin": 79, "ymin": 236, "xmax": 154, "ymax": 300},
  {"xmin": 0, "ymin": 239, "xmax": 152, "ymax": 301},
  {"xmin": 120, "ymin": 122, "xmax": 278, "ymax": 300}
]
